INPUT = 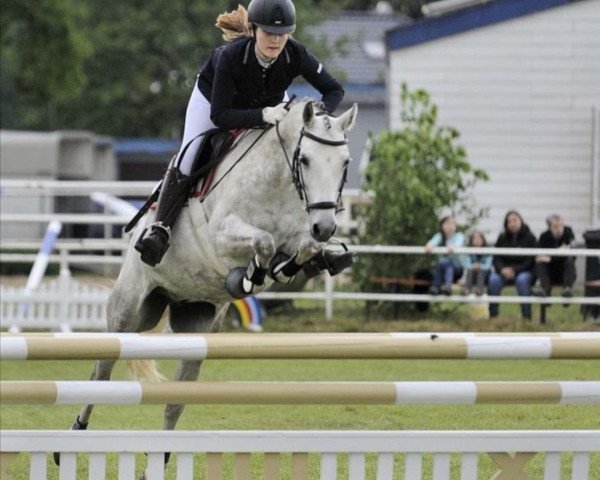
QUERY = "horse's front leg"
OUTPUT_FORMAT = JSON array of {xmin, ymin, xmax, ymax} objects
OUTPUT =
[
  {"xmin": 270, "ymin": 234, "xmax": 356, "ymax": 284},
  {"xmin": 216, "ymin": 214, "xmax": 276, "ymax": 298},
  {"xmin": 269, "ymin": 234, "xmax": 321, "ymax": 284}
]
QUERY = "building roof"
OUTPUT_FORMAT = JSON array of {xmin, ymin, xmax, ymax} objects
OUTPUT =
[
  {"xmin": 309, "ymin": 11, "xmax": 411, "ymax": 85},
  {"xmin": 386, "ymin": 0, "xmax": 575, "ymax": 50}
]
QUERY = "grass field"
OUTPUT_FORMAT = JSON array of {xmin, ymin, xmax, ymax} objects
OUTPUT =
[{"xmin": 1, "ymin": 280, "xmax": 599, "ymax": 479}]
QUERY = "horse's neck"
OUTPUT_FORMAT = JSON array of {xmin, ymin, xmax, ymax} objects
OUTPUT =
[{"xmin": 199, "ymin": 127, "xmax": 299, "ymax": 211}]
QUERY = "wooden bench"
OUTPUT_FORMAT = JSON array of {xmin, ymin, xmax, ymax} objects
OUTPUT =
[
  {"xmin": 368, "ymin": 277, "xmax": 594, "ymax": 324},
  {"xmin": 369, "ymin": 276, "xmax": 431, "ymax": 288},
  {"xmin": 367, "ymin": 276, "xmax": 431, "ymax": 317}
]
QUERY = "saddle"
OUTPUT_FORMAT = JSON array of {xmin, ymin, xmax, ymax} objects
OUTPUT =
[
  {"xmin": 191, "ymin": 129, "xmax": 240, "ymax": 200},
  {"xmin": 124, "ymin": 129, "xmax": 239, "ymax": 233}
]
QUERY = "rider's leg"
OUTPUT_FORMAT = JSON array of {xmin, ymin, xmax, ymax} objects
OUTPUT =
[
  {"xmin": 135, "ymin": 87, "xmax": 215, "ymax": 266},
  {"xmin": 135, "ymin": 165, "xmax": 193, "ymax": 266}
]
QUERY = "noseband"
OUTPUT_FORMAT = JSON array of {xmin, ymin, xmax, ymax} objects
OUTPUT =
[{"xmin": 276, "ymin": 123, "xmax": 349, "ymax": 213}]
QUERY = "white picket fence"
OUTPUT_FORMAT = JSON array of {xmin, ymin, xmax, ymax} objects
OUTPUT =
[
  {"xmin": 0, "ymin": 273, "xmax": 108, "ymax": 331},
  {"xmin": 1, "ymin": 429, "xmax": 598, "ymax": 480}
]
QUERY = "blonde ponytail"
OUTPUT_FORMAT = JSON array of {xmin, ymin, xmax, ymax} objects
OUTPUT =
[{"xmin": 215, "ymin": 5, "xmax": 253, "ymax": 42}]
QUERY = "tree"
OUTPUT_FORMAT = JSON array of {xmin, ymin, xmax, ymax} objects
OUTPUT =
[
  {"xmin": 1, "ymin": 0, "xmax": 344, "ymax": 135},
  {"xmin": 1, "ymin": 0, "xmax": 89, "ymax": 127},
  {"xmin": 353, "ymin": 83, "xmax": 488, "ymax": 305}
]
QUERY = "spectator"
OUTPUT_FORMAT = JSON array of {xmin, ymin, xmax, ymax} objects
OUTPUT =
[
  {"xmin": 425, "ymin": 215, "xmax": 464, "ymax": 295},
  {"xmin": 488, "ymin": 210, "xmax": 536, "ymax": 319},
  {"xmin": 533, "ymin": 214, "xmax": 576, "ymax": 298},
  {"xmin": 463, "ymin": 230, "xmax": 492, "ymax": 296}
]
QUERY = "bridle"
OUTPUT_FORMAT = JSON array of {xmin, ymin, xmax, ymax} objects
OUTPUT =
[{"xmin": 275, "ymin": 122, "xmax": 349, "ymax": 213}]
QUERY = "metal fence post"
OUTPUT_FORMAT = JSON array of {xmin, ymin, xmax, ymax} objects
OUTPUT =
[{"xmin": 325, "ymin": 274, "xmax": 334, "ymax": 320}]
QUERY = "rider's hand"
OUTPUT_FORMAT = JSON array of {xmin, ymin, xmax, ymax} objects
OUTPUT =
[{"xmin": 262, "ymin": 104, "xmax": 288, "ymax": 125}]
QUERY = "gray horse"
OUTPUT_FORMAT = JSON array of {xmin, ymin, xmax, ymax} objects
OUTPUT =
[{"xmin": 61, "ymin": 99, "xmax": 357, "ymax": 468}]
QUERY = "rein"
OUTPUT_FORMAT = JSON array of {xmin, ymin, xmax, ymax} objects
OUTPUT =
[{"xmin": 275, "ymin": 122, "xmax": 349, "ymax": 213}]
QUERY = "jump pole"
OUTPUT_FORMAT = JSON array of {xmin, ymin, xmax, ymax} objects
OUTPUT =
[
  {"xmin": 1, "ymin": 333, "xmax": 599, "ymax": 360},
  {"xmin": 1, "ymin": 381, "xmax": 599, "ymax": 405}
]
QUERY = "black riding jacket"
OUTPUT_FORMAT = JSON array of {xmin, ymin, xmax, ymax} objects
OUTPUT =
[
  {"xmin": 492, "ymin": 225, "xmax": 537, "ymax": 275},
  {"xmin": 197, "ymin": 36, "xmax": 344, "ymax": 129}
]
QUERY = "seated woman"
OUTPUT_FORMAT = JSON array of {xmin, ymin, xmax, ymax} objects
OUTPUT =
[
  {"xmin": 463, "ymin": 230, "xmax": 492, "ymax": 296},
  {"xmin": 425, "ymin": 215, "xmax": 464, "ymax": 295},
  {"xmin": 488, "ymin": 210, "xmax": 536, "ymax": 319},
  {"xmin": 533, "ymin": 214, "xmax": 576, "ymax": 298}
]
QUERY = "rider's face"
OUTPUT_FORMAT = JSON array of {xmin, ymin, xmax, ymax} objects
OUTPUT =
[{"xmin": 255, "ymin": 27, "xmax": 289, "ymax": 60}]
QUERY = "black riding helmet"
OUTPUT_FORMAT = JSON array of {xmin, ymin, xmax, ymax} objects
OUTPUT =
[{"xmin": 248, "ymin": 0, "xmax": 296, "ymax": 35}]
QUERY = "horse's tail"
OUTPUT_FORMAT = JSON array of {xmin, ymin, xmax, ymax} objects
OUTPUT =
[
  {"xmin": 215, "ymin": 5, "xmax": 253, "ymax": 42},
  {"xmin": 126, "ymin": 360, "xmax": 166, "ymax": 382}
]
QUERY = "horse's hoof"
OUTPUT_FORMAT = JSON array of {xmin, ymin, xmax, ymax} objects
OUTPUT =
[
  {"xmin": 54, "ymin": 416, "xmax": 89, "ymax": 465},
  {"xmin": 225, "ymin": 267, "xmax": 251, "ymax": 299}
]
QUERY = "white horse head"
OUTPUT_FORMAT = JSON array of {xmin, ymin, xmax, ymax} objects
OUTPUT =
[{"xmin": 276, "ymin": 100, "xmax": 358, "ymax": 242}]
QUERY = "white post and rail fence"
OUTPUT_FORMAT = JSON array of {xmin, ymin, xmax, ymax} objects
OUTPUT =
[{"xmin": 1, "ymin": 179, "xmax": 598, "ymax": 324}]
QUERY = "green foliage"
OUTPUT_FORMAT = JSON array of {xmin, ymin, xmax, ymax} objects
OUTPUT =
[
  {"xmin": 354, "ymin": 83, "xmax": 489, "ymax": 291},
  {"xmin": 1, "ymin": 0, "xmax": 89, "ymax": 102},
  {"xmin": 1, "ymin": 0, "xmax": 342, "ymax": 135}
]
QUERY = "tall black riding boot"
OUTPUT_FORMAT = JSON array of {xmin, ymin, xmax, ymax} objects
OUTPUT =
[{"xmin": 135, "ymin": 167, "xmax": 192, "ymax": 266}]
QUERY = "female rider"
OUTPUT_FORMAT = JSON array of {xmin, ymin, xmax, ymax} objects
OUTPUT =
[{"xmin": 136, "ymin": 0, "xmax": 345, "ymax": 266}]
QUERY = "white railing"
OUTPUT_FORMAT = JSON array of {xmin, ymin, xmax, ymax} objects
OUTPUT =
[
  {"xmin": 0, "ymin": 272, "xmax": 108, "ymax": 331},
  {"xmin": 1, "ymin": 243, "xmax": 598, "ymax": 324},
  {"xmin": 0, "ymin": 179, "xmax": 156, "ymax": 196},
  {"xmin": 0, "ymin": 429, "xmax": 597, "ymax": 480},
  {"xmin": 1, "ymin": 180, "xmax": 598, "ymax": 322}
]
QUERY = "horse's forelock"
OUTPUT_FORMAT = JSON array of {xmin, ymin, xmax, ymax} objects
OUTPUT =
[{"xmin": 283, "ymin": 99, "xmax": 344, "ymax": 141}]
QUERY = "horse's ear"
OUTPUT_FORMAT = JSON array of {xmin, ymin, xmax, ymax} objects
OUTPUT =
[
  {"xmin": 303, "ymin": 101, "xmax": 315, "ymax": 127},
  {"xmin": 338, "ymin": 103, "xmax": 358, "ymax": 132}
]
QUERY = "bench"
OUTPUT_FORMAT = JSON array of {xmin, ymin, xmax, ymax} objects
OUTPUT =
[
  {"xmin": 369, "ymin": 276, "xmax": 431, "ymax": 288},
  {"xmin": 368, "ymin": 276, "xmax": 432, "ymax": 317},
  {"xmin": 368, "ymin": 278, "xmax": 590, "ymax": 324}
]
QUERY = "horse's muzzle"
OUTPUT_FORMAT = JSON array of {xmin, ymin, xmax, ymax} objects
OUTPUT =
[{"xmin": 311, "ymin": 217, "xmax": 337, "ymax": 242}]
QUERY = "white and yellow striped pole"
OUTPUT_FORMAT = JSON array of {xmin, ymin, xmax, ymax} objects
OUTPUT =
[
  {"xmin": 1, "ymin": 333, "xmax": 599, "ymax": 360},
  {"xmin": 1, "ymin": 381, "xmax": 599, "ymax": 405}
]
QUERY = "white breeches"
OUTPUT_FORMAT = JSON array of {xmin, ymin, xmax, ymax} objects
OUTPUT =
[
  {"xmin": 173, "ymin": 88, "xmax": 290, "ymax": 175},
  {"xmin": 174, "ymin": 87, "xmax": 216, "ymax": 175}
]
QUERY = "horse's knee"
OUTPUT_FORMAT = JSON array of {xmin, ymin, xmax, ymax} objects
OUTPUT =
[
  {"xmin": 251, "ymin": 232, "xmax": 276, "ymax": 266},
  {"xmin": 296, "ymin": 237, "xmax": 320, "ymax": 264}
]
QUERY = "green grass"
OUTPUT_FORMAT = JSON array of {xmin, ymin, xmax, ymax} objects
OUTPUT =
[{"xmin": 1, "ymin": 286, "xmax": 599, "ymax": 479}]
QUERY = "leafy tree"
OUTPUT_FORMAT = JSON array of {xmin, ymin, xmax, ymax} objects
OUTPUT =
[
  {"xmin": 1, "ymin": 0, "xmax": 90, "ymax": 127},
  {"xmin": 1, "ymin": 0, "xmax": 342, "ymax": 135},
  {"xmin": 353, "ymin": 83, "xmax": 489, "ymax": 304}
]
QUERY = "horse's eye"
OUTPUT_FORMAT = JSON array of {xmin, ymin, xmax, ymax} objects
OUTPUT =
[{"xmin": 301, "ymin": 155, "xmax": 309, "ymax": 167}]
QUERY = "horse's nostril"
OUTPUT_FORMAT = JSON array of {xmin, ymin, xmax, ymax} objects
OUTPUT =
[{"xmin": 312, "ymin": 224, "xmax": 320, "ymax": 237}]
